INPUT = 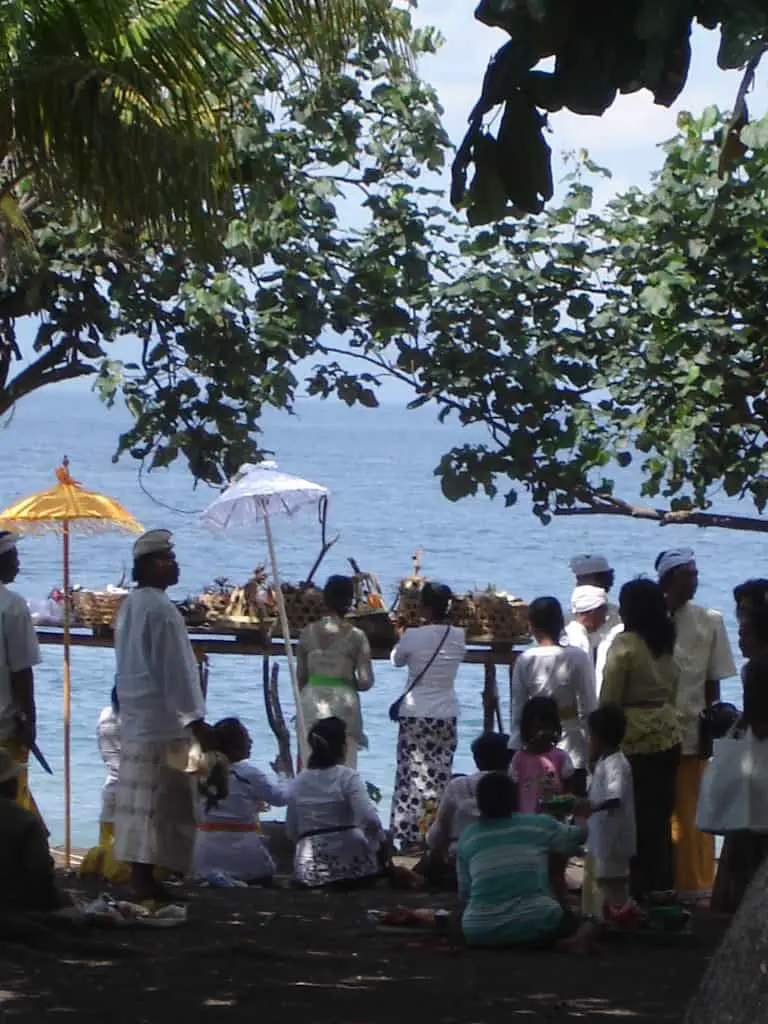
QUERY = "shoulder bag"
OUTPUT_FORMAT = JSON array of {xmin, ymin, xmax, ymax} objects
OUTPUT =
[{"xmin": 389, "ymin": 625, "xmax": 452, "ymax": 723}]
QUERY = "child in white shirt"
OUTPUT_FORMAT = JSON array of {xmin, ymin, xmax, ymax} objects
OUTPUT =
[{"xmin": 581, "ymin": 705, "xmax": 637, "ymax": 922}]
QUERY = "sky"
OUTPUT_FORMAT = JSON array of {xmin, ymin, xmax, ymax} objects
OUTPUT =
[
  {"xmin": 9, "ymin": 10, "xmax": 768, "ymax": 400},
  {"xmin": 412, "ymin": 3, "xmax": 768, "ymax": 203}
]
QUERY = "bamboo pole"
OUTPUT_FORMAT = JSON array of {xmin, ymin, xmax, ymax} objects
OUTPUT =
[{"xmin": 62, "ymin": 520, "xmax": 71, "ymax": 868}]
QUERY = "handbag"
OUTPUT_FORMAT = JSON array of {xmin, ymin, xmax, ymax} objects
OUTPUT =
[
  {"xmin": 696, "ymin": 727, "xmax": 768, "ymax": 835},
  {"xmin": 389, "ymin": 625, "xmax": 452, "ymax": 723},
  {"xmin": 697, "ymin": 701, "xmax": 741, "ymax": 760}
]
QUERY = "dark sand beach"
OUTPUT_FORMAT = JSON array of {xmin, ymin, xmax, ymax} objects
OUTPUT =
[{"xmin": 0, "ymin": 839, "xmax": 724, "ymax": 1023}]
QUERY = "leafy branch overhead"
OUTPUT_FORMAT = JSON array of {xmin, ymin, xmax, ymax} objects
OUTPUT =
[
  {"xmin": 0, "ymin": 0, "xmax": 411, "ymax": 259},
  {"xmin": 0, "ymin": 17, "xmax": 449, "ymax": 485},
  {"xmin": 454, "ymin": 0, "xmax": 768, "ymax": 223}
]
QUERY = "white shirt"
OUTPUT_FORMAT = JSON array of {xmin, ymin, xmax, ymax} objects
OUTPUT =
[
  {"xmin": 114, "ymin": 587, "xmax": 205, "ymax": 743},
  {"xmin": 391, "ymin": 624, "xmax": 465, "ymax": 719},
  {"xmin": 202, "ymin": 762, "xmax": 288, "ymax": 825},
  {"xmin": 97, "ymin": 705, "xmax": 120, "ymax": 822},
  {"xmin": 594, "ymin": 624, "xmax": 624, "ymax": 697},
  {"xmin": 285, "ymin": 765, "xmax": 382, "ymax": 843},
  {"xmin": 0, "ymin": 582, "xmax": 41, "ymax": 740},
  {"xmin": 426, "ymin": 771, "xmax": 486, "ymax": 852},
  {"xmin": 194, "ymin": 762, "xmax": 289, "ymax": 881},
  {"xmin": 563, "ymin": 620, "xmax": 592, "ymax": 658},
  {"xmin": 596, "ymin": 604, "xmax": 622, "ymax": 643},
  {"xmin": 673, "ymin": 603, "xmax": 737, "ymax": 756},
  {"xmin": 565, "ymin": 621, "xmax": 624, "ymax": 697},
  {"xmin": 509, "ymin": 645, "xmax": 597, "ymax": 768},
  {"xmin": 587, "ymin": 751, "xmax": 636, "ymax": 877}
]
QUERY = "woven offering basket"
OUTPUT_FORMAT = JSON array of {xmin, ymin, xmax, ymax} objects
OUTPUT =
[
  {"xmin": 199, "ymin": 591, "xmax": 232, "ymax": 622},
  {"xmin": 393, "ymin": 578, "xmax": 425, "ymax": 628},
  {"xmin": 449, "ymin": 594, "xmax": 482, "ymax": 635},
  {"xmin": 349, "ymin": 609, "xmax": 397, "ymax": 648},
  {"xmin": 274, "ymin": 585, "xmax": 326, "ymax": 639},
  {"xmin": 71, "ymin": 590, "xmax": 126, "ymax": 629},
  {"xmin": 473, "ymin": 592, "xmax": 529, "ymax": 642}
]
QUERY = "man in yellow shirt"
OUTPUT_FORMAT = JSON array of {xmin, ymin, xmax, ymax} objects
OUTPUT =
[{"xmin": 656, "ymin": 548, "xmax": 736, "ymax": 903}]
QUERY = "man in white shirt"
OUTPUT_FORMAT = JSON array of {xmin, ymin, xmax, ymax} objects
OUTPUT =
[
  {"xmin": 564, "ymin": 585, "xmax": 623, "ymax": 695},
  {"xmin": 569, "ymin": 555, "xmax": 622, "ymax": 641},
  {"xmin": 0, "ymin": 532, "xmax": 43, "ymax": 817},
  {"xmin": 656, "ymin": 547, "xmax": 737, "ymax": 903},
  {"xmin": 113, "ymin": 529, "xmax": 213, "ymax": 904}
]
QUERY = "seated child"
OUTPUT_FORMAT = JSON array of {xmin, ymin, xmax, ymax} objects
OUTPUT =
[
  {"xmin": 422, "ymin": 732, "xmax": 512, "ymax": 888},
  {"xmin": 0, "ymin": 750, "xmax": 67, "ymax": 913},
  {"xmin": 193, "ymin": 718, "xmax": 289, "ymax": 884},
  {"xmin": 80, "ymin": 687, "xmax": 130, "ymax": 883},
  {"xmin": 511, "ymin": 696, "xmax": 576, "ymax": 904},
  {"xmin": 286, "ymin": 717, "xmax": 385, "ymax": 889},
  {"xmin": 457, "ymin": 771, "xmax": 591, "ymax": 950},
  {"xmin": 580, "ymin": 706, "xmax": 638, "ymax": 924}
]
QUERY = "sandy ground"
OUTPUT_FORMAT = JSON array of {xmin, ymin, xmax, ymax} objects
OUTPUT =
[{"xmin": 0, "ymin": 840, "xmax": 724, "ymax": 1024}]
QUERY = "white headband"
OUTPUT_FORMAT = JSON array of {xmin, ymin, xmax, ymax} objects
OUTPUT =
[
  {"xmin": 656, "ymin": 548, "xmax": 695, "ymax": 580},
  {"xmin": 571, "ymin": 585, "xmax": 607, "ymax": 615}
]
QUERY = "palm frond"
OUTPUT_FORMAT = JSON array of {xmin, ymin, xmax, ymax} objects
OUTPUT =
[{"xmin": 0, "ymin": 0, "xmax": 411, "ymax": 246}]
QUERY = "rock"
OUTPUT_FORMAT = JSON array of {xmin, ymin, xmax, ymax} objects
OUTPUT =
[{"xmin": 685, "ymin": 859, "xmax": 768, "ymax": 1024}]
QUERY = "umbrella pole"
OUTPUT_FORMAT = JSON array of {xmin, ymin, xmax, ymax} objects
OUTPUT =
[
  {"xmin": 262, "ymin": 511, "xmax": 309, "ymax": 768},
  {"xmin": 63, "ymin": 521, "xmax": 71, "ymax": 868}
]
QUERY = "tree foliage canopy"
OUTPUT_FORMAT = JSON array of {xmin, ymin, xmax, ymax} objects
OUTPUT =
[
  {"xmin": 0, "ymin": 17, "xmax": 448, "ymax": 485},
  {"xmin": 453, "ymin": 0, "xmax": 768, "ymax": 224},
  {"xmin": 0, "ymin": 0, "xmax": 409, "ymax": 256},
  {"xmin": 374, "ymin": 106, "xmax": 768, "ymax": 527},
  {"xmin": 2, "ymin": 20, "xmax": 767, "ymax": 533}
]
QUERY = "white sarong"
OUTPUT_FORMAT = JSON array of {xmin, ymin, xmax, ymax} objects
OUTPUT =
[{"xmin": 113, "ymin": 738, "xmax": 197, "ymax": 874}]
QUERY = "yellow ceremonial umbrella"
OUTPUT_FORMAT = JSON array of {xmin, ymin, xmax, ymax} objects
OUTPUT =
[{"xmin": 0, "ymin": 457, "xmax": 143, "ymax": 865}]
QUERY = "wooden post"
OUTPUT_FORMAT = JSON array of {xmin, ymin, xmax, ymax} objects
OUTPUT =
[
  {"xmin": 482, "ymin": 657, "xmax": 498, "ymax": 732},
  {"xmin": 262, "ymin": 654, "xmax": 295, "ymax": 777},
  {"xmin": 506, "ymin": 651, "xmax": 520, "ymax": 741}
]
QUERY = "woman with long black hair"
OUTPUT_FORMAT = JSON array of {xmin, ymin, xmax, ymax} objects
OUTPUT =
[{"xmin": 600, "ymin": 578, "xmax": 681, "ymax": 902}]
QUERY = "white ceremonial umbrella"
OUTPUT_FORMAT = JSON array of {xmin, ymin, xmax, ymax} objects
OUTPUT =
[{"xmin": 200, "ymin": 461, "xmax": 330, "ymax": 766}]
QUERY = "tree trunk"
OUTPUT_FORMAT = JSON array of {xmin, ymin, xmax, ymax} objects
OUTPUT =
[{"xmin": 685, "ymin": 859, "xmax": 768, "ymax": 1023}]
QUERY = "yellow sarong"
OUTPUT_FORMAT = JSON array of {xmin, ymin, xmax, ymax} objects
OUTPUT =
[
  {"xmin": 672, "ymin": 755, "xmax": 715, "ymax": 901},
  {"xmin": 78, "ymin": 822, "xmax": 131, "ymax": 884},
  {"xmin": 0, "ymin": 736, "xmax": 46, "ymax": 827}
]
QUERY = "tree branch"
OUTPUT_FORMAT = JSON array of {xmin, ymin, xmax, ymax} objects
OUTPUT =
[
  {"xmin": 554, "ymin": 493, "xmax": 768, "ymax": 533},
  {"xmin": 0, "ymin": 339, "xmax": 96, "ymax": 414}
]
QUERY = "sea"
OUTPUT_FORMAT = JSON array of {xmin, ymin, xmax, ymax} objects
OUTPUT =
[{"xmin": 1, "ymin": 384, "xmax": 759, "ymax": 846}]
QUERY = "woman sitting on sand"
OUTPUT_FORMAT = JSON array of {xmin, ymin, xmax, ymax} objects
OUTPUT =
[
  {"xmin": 457, "ymin": 772, "xmax": 591, "ymax": 950},
  {"xmin": 297, "ymin": 576, "xmax": 374, "ymax": 769},
  {"xmin": 287, "ymin": 717, "xmax": 385, "ymax": 888},
  {"xmin": 193, "ymin": 718, "xmax": 289, "ymax": 885}
]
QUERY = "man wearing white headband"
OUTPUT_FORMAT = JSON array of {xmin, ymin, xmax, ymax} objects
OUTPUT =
[
  {"xmin": 0, "ymin": 532, "xmax": 43, "ymax": 820},
  {"xmin": 564, "ymin": 586, "xmax": 623, "ymax": 695},
  {"xmin": 569, "ymin": 554, "xmax": 622, "ymax": 647},
  {"xmin": 113, "ymin": 529, "xmax": 213, "ymax": 905},
  {"xmin": 656, "ymin": 547, "xmax": 736, "ymax": 904}
]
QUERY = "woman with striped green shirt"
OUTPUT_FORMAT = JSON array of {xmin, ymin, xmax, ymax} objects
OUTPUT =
[{"xmin": 457, "ymin": 772, "xmax": 587, "ymax": 948}]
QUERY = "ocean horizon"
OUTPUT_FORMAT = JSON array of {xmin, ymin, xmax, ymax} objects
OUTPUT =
[{"xmin": 2, "ymin": 382, "xmax": 759, "ymax": 846}]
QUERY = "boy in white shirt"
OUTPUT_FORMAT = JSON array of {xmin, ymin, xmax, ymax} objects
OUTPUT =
[{"xmin": 580, "ymin": 706, "xmax": 637, "ymax": 924}]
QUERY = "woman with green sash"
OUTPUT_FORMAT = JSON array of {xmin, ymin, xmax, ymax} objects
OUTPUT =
[{"xmin": 297, "ymin": 576, "xmax": 374, "ymax": 768}]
